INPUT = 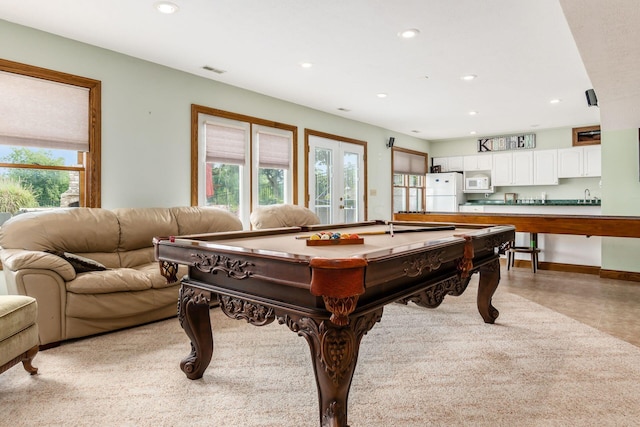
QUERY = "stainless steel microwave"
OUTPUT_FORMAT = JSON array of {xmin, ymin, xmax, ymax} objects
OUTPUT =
[{"xmin": 465, "ymin": 176, "xmax": 490, "ymax": 190}]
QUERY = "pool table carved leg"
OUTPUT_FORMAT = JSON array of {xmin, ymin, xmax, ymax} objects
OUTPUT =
[
  {"xmin": 476, "ymin": 258, "xmax": 501, "ymax": 323},
  {"xmin": 178, "ymin": 285, "xmax": 214, "ymax": 380},
  {"xmin": 281, "ymin": 309, "xmax": 383, "ymax": 427}
]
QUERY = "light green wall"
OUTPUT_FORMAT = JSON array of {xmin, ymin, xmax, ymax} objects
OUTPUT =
[
  {"xmin": 601, "ymin": 128, "xmax": 640, "ymax": 272},
  {"xmin": 0, "ymin": 19, "xmax": 429, "ymax": 221}
]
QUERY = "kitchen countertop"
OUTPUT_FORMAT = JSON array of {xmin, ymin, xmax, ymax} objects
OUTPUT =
[{"xmin": 463, "ymin": 199, "xmax": 601, "ymax": 206}]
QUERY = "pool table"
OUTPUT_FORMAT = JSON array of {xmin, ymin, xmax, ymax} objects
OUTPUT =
[{"xmin": 154, "ymin": 220, "xmax": 514, "ymax": 427}]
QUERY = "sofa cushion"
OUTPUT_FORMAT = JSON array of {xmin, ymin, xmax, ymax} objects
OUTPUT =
[
  {"xmin": 133, "ymin": 263, "xmax": 188, "ymax": 289},
  {"xmin": 113, "ymin": 207, "xmax": 179, "ymax": 252},
  {"xmin": 171, "ymin": 206, "xmax": 243, "ymax": 235},
  {"xmin": 66, "ymin": 268, "xmax": 155, "ymax": 294},
  {"xmin": 65, "ymin": 287, "xmax": 179, "ymax": 320},
  {"xmin": 0, "ymin": 296, "xmax": 38, "ymax": 342},
  {"xmin": 0, "ymin": 208, "xmax": 120, "ymax": 253},
  {"xmin": 250, "ymin": 204, "xmax": 321, "ymax": 229}
]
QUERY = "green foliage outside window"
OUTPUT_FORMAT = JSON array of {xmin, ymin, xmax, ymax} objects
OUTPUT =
[
  {"xmin": 0, "ymin": 177, "xmax": 38, "ymax": 214},
  {"xmin": 1, "ymin": 148, "xmax": 70, "ymax": 207},
  {"xmin": 208, "ymin": 164, "xmax": 240, "ymax": 214}
]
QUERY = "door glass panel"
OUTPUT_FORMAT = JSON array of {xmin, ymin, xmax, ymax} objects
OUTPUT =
[
  {"xmin": 342, "ymin": 151, "xmax": 359, "ymax": 223},
  {"xmin": 314, "ymin": 147, "xmax": 332, "ymax": 224}
]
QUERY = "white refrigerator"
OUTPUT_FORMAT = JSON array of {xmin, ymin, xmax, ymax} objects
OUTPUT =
[{"xmin": 425, "ymin": 172, "xmax": 465, "ymax": 212}]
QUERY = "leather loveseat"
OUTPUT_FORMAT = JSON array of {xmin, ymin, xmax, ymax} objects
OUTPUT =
[{"xmin": 0, "ymin": 206, "xmax": 242, "ymax": 347}]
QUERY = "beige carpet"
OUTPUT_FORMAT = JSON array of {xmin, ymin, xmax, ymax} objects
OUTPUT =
[{"xmin": 2, "ymin": 277, "xmax": 640, "ymax": 427}]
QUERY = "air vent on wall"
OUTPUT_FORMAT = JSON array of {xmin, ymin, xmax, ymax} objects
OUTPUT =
[{"xmin": 202, "ymin": 66, "xmax": 226, "ymax": 74}]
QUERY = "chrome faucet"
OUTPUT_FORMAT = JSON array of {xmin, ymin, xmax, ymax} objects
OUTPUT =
[{"xmin": 584, "ymin": 188, "xmax": 591, "ymax": 203}]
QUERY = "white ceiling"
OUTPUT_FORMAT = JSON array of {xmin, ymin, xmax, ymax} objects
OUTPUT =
[{"xmin": 0, "ymin": 0, "xmax": 608, "ymax": 141}]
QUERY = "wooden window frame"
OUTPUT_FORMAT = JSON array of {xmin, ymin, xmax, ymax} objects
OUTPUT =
[
  {"xmin": 572, "ymin": 125, "xmax": 601, "ymax": 146},
  {"xmin": 391, "ymin": 147, "xmax": 427, "ymax": 214},
  {"xmin": 190, "ymin": 104, "xmax": 298, "ymax": 211},
  {"xmin": 0, "ymin": 59, "xmax": 102, "ymax": 207}
]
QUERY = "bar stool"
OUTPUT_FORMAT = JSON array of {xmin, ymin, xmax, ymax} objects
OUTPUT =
[{"xmin": 506, "ymin": 233, "xmax": 541, "ymax": 273}]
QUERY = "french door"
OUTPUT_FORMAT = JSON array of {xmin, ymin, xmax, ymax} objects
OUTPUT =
[{"xmin": 308, "ymin": 134, "xmax": 365, "ymax": 224}]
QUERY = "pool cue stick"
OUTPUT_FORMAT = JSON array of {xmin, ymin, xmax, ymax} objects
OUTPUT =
[{"xmin": 294, "ymin": 225, "xmax": 455, "ymax": 240}]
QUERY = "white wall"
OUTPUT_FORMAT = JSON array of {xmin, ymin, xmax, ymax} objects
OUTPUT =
[{"xmin": 0, "ymin": 19, "xmax": 429, "ymax": 221}]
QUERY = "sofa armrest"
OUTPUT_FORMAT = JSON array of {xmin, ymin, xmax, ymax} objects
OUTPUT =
[{"xmin": 0, "ymin": 249, "xmax": 76, "ymax": 282}]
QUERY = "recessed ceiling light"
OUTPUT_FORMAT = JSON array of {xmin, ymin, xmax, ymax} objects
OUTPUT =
[
  {"xmin": 377, "ymin": 93, "xmax": 388, "ymax": 98},
  {"xmin": 469, "ymin": 111, "xmax": 478, "ymax": 116},
  {"xmin": 550, "ymin": 98, "xmax": 562, "ymax": 104},
  {"xmin": 300, "ymin": 62, "xmax": 313, "ymax": 68},
  {"xmin": 155, "ymin": 1, "xmax": 179, "ymax": 14},
  {"xmin": 398, "ymin": 28, "xmax": 420, "ymax": 39},
  {"xmin": 461, "ymin": 74, "xmax": 477, "ymax": 81},
  {"xmin": 470, "ymin": 131, "xmax": 477, "ymax": 135}
]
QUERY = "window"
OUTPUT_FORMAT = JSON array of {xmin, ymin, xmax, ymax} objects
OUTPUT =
[
  {"xmin": 191, "ymin": 105, "xmax": 297, "ymax": 227},
  {"xmin": 0, "ymin": 59, "xmax": 101, "ymax": 213},
  {"xmin": 392, "ymin": 148, "xmax": 427, "ymax": 213}
]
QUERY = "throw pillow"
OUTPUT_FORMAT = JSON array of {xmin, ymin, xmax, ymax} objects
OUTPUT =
[{"xmin": 46, "ymin": 251, "xmax": 107, "ymax": 273}]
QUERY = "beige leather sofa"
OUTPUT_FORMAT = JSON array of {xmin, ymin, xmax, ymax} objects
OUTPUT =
[{"xmin": 0, "ymin": 206, "xmax": 242, "ymax": 347}]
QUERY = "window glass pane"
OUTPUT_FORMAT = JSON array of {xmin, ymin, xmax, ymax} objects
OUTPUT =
[
  {"xmin": 393, "ymin": 173, "xmax": 405, "ymax": 186},
  {"xmin": 258, "ymin": 167, "xmax": 285, "ymax": 205},
  {"xmin": 0, "ymin": 146, "xmax": 79, "ymax": 167},
  {"xmin": 393, "ymin": 187, "xmax": 406, "ymax": 213},
  {"xmin": 0, "ymin": 166, "xmax": 78, "ymax": 212},
  {"xmin": 206, "ymin": 163, "xmax": 240, "ymax": 216},
  {"xmin": 408, "ymin": 174, "xmax": 423, "ymax": 187},
  {"xmin": 409, "ymin": 188, "xmax": 423, "ymax": 211},
  {"xmin": 314, "ymin": 147, "xmax": 332, "ymax": 224}
]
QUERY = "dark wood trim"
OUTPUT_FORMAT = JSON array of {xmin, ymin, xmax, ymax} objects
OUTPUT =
[
  {"xmin": 600, "ymin": 269, "xmax": 640, "ymax": 282},
  {"xmin": 572, "ymin": 125, "xmax": 601, "ymax": 146},
  {"xmin": 537, "ymin": 261, "xmax": 601, "ymax": 275},
  {"xmin": 391, "ymin": 146, "xmax": 428, "ymax": 215}
]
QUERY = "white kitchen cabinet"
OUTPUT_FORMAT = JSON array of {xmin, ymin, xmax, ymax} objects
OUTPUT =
[
  {"xmin": 492, "ymin": 152, "xmax": 512, "ymax": 186},
  {"xmin": 492, "ymin": 151, "xmax": 533, "ymax": 186},
  {"xmin": 533, "ymin": 149, "xmax": 558, "ymax": 185},
  {"xmin": 583, "ymin": 145, "xmax": 602, "ymax": 177},
  {"xmin": 463, "ymin": 154, "xmax": 492, "ymax": 171},
  {"xmin": 557, "ymin": 145, "xmax": 601, "ymax": 178},
  {"xmin": 432, "ymin": 156, "xmax": 463, "ymax": 172}
]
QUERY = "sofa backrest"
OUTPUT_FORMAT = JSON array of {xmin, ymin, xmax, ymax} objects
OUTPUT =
[{"xmin": 0, "ymin": 206, "xmax": 243, "ymax": 269}]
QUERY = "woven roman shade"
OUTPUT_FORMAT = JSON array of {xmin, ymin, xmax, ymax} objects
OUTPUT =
[
  {"xmin": 0, "ymin": 70, "xmax": 89, "ymax": 151},
  {"xmin": 204, "ymin": 122, "xmax": 247, "ymax": 165},
  {"xmin": 393, "ymin": 150, "xmax": 427, "ymax": 174},
  {"xmin": 257, "ymin": 131, "xmax": 290, "ymax": 169}
]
